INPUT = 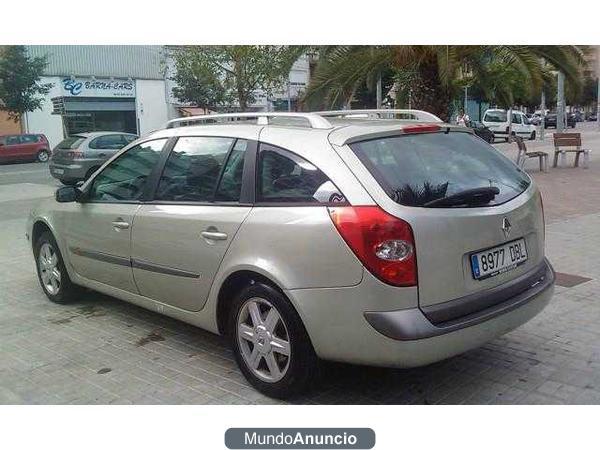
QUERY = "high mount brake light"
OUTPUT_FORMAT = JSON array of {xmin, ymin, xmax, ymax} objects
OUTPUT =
[
  {"xmin": 328, "ymin": 206, "xmax": 417, "ymax": 287},
  {"xmin": 402, "ymin": 124, "xmax": 441, "ymax": 134}
]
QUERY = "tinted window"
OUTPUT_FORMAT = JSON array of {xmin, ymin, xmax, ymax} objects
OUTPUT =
[
  {"xmin": 6, "ymin": 136, "xmax": 19, "ymax": 145},
  {"xmin": 258, "ymin": 144, "xmax": 346, "ymax": 204},
  {"xmin": 88, "ymin": 139, "xmax": 166, "ymax": 202},
  {"xmin": 89, "ymin": 134, "xmax": 128, "ymax": 150},
  {"xmin": 57, "ymin": 136, "xmax": 86, "ymax": 149},
  {"xmin": 512, "ymin": 113, "xmax": 522, "ymax": 124},
  {"xmin": 155, "ymin": 137, "xmax": 235, "ymax": 202},
  {"xmin": 350, "ymin": 132, "xmax": 530, "ymax": 208},
  {"xmin": 484, "ymin": 111, "xmax": 507, "ymax": 123},
  {"xmin": 215, "ymin": 140, "xmax": 247, "ymax": 202},
  {"xmin": 123, "ymin": 135, "xmax": 138, "ymax": 144},
  {"xmin": 20, "ymin": 135, "xmax": 39, "ymax": 143}
]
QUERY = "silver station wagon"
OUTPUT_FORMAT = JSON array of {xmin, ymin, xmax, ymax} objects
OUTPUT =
[{"xmin": 27, "ymin": 110, "xmax": 555, "ymax": 398}]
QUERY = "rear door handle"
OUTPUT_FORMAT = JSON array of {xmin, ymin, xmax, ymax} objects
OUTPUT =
[
  {"xmin": 201, "ymin": 230, "xmax": 228, "ymax": 241},
  {"xmin": 112, "ymin": 219, "xmax": 130, "ymax": 230}
]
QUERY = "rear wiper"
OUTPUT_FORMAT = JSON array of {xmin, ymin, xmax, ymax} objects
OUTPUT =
[{"xmin": 423, "ymin": 187, "xmax": 500, "ymax": 208}]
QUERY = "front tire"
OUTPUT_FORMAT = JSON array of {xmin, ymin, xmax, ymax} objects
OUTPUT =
[
  {"xmin": 34, "ymin": 231, "xmax": 80, "ymax": 304},
  {"xmin": 59, "ymin": 179, "xmax": 78, "ymax": 186},
  {"xmin": 228, "ymin": 282, "xmax": 319, "ymax": 399},
  {"xmin": 37, "ymin": 149, "xmax": 50, "ymax": 163},
  {"xmin": 530, "ymin": 131, "xmax": 536, "ymax": 141}
]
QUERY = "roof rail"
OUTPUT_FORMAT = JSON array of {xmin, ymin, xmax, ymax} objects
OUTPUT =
[
  {"xmin": 315, "ymin": 109, "xmax": 443, "ymax": 122},
  {"xmin": 165, "ymin": 112, "xmax": 333, "ymax": 130}
]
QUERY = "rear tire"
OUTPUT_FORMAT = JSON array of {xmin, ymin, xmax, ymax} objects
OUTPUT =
[
  {"xmin": 34, "ymin": 231, "xmax": 80, "ymax": 304},
  {"xmin": 228, "ymin": 282, "xmax": 319, "ymax": 399},
  {"xmin": 37, "ymin": 149, "xmax": 50, "ymax": 163}
]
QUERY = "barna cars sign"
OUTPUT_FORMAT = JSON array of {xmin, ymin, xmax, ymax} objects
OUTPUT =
[{"xmin": 61, "ymin": 77, "xmax": 135, "ymax": 98}]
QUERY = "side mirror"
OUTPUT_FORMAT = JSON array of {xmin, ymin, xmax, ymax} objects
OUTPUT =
[{"xmin": 55, "ymin": 186, "xmax": 80, "ymax": 203}]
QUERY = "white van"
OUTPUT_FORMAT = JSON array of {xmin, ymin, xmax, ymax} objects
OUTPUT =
[{"xmin": 482, "ymin": 109, "xmax": 537, "ymax": 141}]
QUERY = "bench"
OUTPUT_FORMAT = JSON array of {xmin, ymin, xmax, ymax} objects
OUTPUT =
[
  {"xmin": 515, "ymin": 136, "xmax": 548, "ymax": 172},
  {"xmin": 553, "ymin": 133, "xmax": 590, "ymax": 168}
]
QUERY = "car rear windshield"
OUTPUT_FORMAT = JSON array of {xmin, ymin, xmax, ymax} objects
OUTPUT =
[
  {"xmin": 483, "ymin": 111, "xmax": 507, "ymax": 122},
  {"xmin": 56, "ymin": 136, "xmax": 86, "ymax": 149},
  {"xmin": 349, "ymin": 131, "xmax": 531, "ymax": 207}
]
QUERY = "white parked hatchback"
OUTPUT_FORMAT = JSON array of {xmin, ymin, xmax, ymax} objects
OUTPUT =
[
  {"xmin": 482, "ymin": 109, "xmax": 537, "ymax": 141},
  {"xmin": 27, "ymin": 110, "xmax": 554, "ymax": 398}
]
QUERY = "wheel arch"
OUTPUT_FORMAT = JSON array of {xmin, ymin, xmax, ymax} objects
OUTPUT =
[
  {"xmin": 31, "ymin": 220, "xmax": 53, "ymax": 250},
  {"xmin": 216, "ymin": 269, "xmax": 287, "ymax": 336}
]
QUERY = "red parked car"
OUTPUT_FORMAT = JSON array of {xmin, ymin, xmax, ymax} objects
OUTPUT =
[{"xmin": 0, "ymin": 134, "xmax": 51, "ymax": 163}]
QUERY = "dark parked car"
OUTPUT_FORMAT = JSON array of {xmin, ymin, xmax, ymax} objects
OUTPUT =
[
  {"xmin": 0, "ymin": 134, "xmax": 51, "ymax": 163},
  {"xmin": 587, "ymin": 113, "xmax": 598, "ymax": 122},
  {"xmin": 468, "ymin": 121, "xmax": 495, "ymax": 143},
  {"xmin": 544, "ymin": 113, "xmax": 576, "ymax": 129}
]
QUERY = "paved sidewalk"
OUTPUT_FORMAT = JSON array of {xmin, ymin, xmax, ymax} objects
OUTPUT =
[{"xmin": 1, "ymin": 127, "xmax": 599, "ymax": 404}]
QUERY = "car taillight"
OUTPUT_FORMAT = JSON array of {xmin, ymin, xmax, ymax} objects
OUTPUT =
[
  {"xmin": 66, "ymin": 150, "xmax": 84, "ymax": 159},
  {"xmin": 328, "ymin": 206, "xmax": 417, "ymax": 287}
]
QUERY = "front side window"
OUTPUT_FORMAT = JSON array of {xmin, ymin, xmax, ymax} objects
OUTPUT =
[
  {"xmin": 512, "ymin": 113, "xmax": 522, "ymax": 124},
  {"xmin": 350, "ymin": 132, "xmax": 530, "ymax": 208},
  {"xmin": 88, "ymin": 139, "xmax": 166, "ymax": 202},
  {"xmin": 257, "ymin": 144, "xmax": 346, "ymax": 204},
  {"xmin": 155, "ymin": 136, "xmax": 237, "ymax": 202}
]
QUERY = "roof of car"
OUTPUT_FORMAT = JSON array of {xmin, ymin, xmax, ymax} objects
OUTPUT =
[{"xmin": 69, "ymin": 131, "xmax": 137, "ymax": 138}]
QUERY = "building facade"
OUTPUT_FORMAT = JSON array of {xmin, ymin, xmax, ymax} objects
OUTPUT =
[{"xmin": 24, "ymin": 46, "xmax": 177, "ymax": 147}]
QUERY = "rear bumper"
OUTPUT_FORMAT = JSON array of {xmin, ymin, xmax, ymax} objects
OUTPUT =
[
  {"xmin": 289, "ymin": 259, "xmax": 554, "ymax": 368},
  {"xmin": 49, "ymin": 160, "xmax": 95, "ymax": 180},
  {"xmin": 365, "ymin": 258, "xmax": 554, "ymax": 341}
]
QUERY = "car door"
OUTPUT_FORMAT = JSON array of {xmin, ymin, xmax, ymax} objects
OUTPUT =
[
  {"xmin": 19, "ymin": 135, "xmax": 41, "ymax": 158},
  {"xmin": 63, "ymin": 138, "xmax": 168, "ymax": 292},
  {"xmin": 1, "ymin": 135, "xmax": 22, "ymax": 160},
  {"xmin": 130, "ymin": 136, "xmax": 254, "ymax": 312}
]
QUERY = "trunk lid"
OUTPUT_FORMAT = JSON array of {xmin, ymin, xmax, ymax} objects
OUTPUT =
[{"xmin": 337, "ymin": 128, "xmax": 544, "ymax": 307}]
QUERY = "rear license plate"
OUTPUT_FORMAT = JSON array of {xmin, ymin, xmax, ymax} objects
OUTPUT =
[
  {"xmin": 52, "ymin": 168, "xmax": 64, "ymax": 175},
  {"xmin": 470, "ymin": 238, "xmax": 528, "ymax": 280}
]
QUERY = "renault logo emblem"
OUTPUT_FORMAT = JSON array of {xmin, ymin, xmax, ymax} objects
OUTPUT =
[{"xmin": 502, "ymin": 217, "xmax": 512, "ymax": 238}]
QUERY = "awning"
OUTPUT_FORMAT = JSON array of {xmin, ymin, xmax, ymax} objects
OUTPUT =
[{"xmin": 178, "ymin": 107, "xmax": 213, "ymax": 117}]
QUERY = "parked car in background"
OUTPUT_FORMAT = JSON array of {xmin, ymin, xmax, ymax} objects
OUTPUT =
[
  {"xmin": 482, "ymin": 109, "xmax": 537, "ymax": 141},
  {"xmin": 587, "ymin": 112, "xmax": 597, "ymax": 121},
  {"xmin": 468, "ymin": 120, "xmax": 495, "ymax": 143},
  {"xmin": 49, "ymin": 132, "xmax": 138, "ymax": 185},
  {"xmin": 28, "ymin": 109, "xmax": 554, "ymax": 398},
  {"xmin": 0, "ymin": 134, "xmax": 51, "ymax": 163},
  {"xmin": 544, "ymin": 113, "xmax": 576, "ymax": 129},
  {"xmin": 528, "ymin": 113, "xmax": 542, "ymax": 126}
]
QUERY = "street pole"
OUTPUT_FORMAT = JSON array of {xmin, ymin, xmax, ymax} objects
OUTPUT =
[
  {"xmin": 508, "ymin": 107, "xmax": 513, "ymax": 142},
  {"xmin": 464, "ymin": 86, "xmax": 468, "ymax": 117},
  {"xmin": 287, "ymin": 80, "xmax": 292, "ymax": 112},
  {"xmin": 557, "ymin": 71, "xmax": 565, "ymax": 133},
  {"xmin": 376, "ymin": 72, "xmax": 382, "ymax": 109},
  {"xmin": 540, "ymin": 90, "xmax": 546, "ymax": 141}
]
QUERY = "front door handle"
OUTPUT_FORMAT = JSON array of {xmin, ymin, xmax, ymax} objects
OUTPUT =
[
  {"xmin": 112, "ymin": 219, "xmax": 130, "ymax": 230},
  {"xmin": 201, "ymin": 230, "xmax": 228, "ymax": 241}
]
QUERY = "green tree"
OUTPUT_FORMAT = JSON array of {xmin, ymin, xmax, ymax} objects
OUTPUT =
[
  {"xmin": 303, "ymin": 46, "xmax": 585, "ymax": 121},
  {"xmin": 0, "ymin": 46, "xmax": 52, "ymax": 122},
  {"xmin": 170, "ymin": 46, "xmax": 304, "ymax": 111}
]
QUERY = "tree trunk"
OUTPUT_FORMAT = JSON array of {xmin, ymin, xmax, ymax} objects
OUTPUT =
[{"xmin": 409, "ymin": 59, "xmax": 452, "ymax": 122}]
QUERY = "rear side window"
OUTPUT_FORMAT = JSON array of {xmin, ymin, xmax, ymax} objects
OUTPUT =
[
  {"xmin": 350, "ymin": 132, "xmax": 530, "ymax": 207},
  {"xmin": 484, "ymin": 111, "xmax": 507, "ymax": 123},
  {"xmin": 155, "ymin": 136, "xmax": 237, "ymax": 202},
  {"xmin": 257, "ymin": 144, "xmax": 346, "ymax": 204},
  {"xmin": 20, "ymin": 135, "xmax": 39, "ymax": 143},
  {"xmin": 56, "ymin": 136, "xmax": 86, "ymax": 149}
]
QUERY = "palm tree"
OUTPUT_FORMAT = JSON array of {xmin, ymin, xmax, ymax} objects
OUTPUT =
[{"xmin": 302, "ymin": 46, "xmax": 585, "ymax": 121}]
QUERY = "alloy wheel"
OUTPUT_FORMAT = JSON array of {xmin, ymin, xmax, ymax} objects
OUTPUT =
[
  {"xmin": 38, "ymin": 151, "xmax": 49, "ymax": 162},
  {"xmin": 237, "ymin": 297, "xmax": 291, "ymax": 383},
  {"xmin": 38, "ymin": 242, "xmax": 61, "ymax": 295}
]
